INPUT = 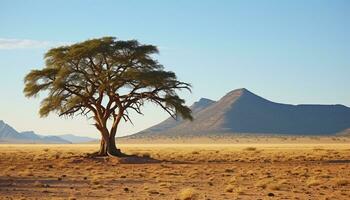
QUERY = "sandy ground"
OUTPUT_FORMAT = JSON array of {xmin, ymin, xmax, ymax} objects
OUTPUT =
[{"xmin": 0, "ymin": 139, "xmax": 350, "ymax": 199}]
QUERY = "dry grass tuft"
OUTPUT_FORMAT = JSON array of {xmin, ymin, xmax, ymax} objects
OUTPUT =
[
  {"xmin": 307, "ymin": 177, "xmax": 322, "ymax": 187},
  {"xmin": 178, "ymin": 188, "xmax": 198, "ymax": 200},
  {"xmin": 267, "ymin": 181, "xmax": 287, "ymax": 191},
  {"xmin": 34, "ymin": 181, "xmax": 42, "ymax": 186},
  {"xmin": 255, "ymin": 179, "xmax": 271, "ymax": 189},
  {"xmin": 225, "ymin": 184, "xmax": 235, "ymax": 193},
  {"xmin": 20, "ymin": 169, "xmax": 34, "ymax": 176},
  {"xmin": 244, "ymin": 147, "xmax": 257, "ymax": 151},
  {"xmin": 34, "ymin": 181, "xmax": 47, "ymax": 187},
  {"xmin": 6, "ymin": 166, "xmax": 16, "ymax": 171},
  {"xmin": 224, "ymin": 168, "xmax": 235, "ymax": 173},
  {"xmin": 335, "ymin": 179, "xmax": 350, "ymax": 186},
  {"xmin": 236, "ymin": 187, "xmax": 245, "ymax": 195},
  {"xmin": 90, "ymin": 176, "xmax": 100, "ymax": 185}
]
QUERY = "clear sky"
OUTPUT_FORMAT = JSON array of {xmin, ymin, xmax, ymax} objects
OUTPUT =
[{"xmin": 0, "ymin": 0, "xmax": 349, "ymax": 138}]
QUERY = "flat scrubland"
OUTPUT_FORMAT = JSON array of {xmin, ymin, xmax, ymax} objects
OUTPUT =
[{"xmin": 0, "ymin": 137, "xmax": 350, "ymax": 200}]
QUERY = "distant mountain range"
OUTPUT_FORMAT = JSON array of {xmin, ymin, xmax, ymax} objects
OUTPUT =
[
  {"xmin": 58, "ymin": 134, "xmax": 97, "ymax": 143},
  {"xmin": 2, "ymin": 88, "xmax": 350, "ymax": 143},
  {"xmin": 0, "ymin": 120, "xmax": 96, "ymax": 144},
  {"xmin": 133, "ymin": 88, "xmax": 350, "ymax": 137}
]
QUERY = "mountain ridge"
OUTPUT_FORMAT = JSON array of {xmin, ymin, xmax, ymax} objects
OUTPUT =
[
  {"xmin": 0, "ymin": 121, "xmax": 95, "ymax": 144},
  {"xmin": 58, "ymin": 134, "xmax": 96, "ymax": 143},
  {"xmin": 0, "ymin": 121, "xmax": 71, "ymax": 144},
  {"xmin": 133, "ymin": 88, "xmax": 350, "ymax": 136}
]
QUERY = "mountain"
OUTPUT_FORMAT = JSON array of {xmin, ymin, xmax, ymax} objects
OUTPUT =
[
  {"xmin": 338, "ymin": 128, "xmax": 350, "ymax": 136},
  {"xmin": 0, "ymin": 120, "xmax": 70, "ymax": 144},
  {"xmin": 19, "ymin": 131, "xmax": 70, "ymax": 143},
  {"xmin": 59, "ymin": 134, "xmax": 96, "ymax": 143},
  {"xmin": 134, "ymin": 88, "xmax": 350, "ymax": 136},
  {"xmin": 141, "ymin": 98, "xmax": 215, "ymax": 134}
]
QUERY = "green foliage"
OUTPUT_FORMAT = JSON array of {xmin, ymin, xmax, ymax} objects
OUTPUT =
[{"xmin": 23, "ymin": 36, "xmax": 193, "ymax": 123}]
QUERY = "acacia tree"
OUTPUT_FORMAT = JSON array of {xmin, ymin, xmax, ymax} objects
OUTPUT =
[{"xmin": 24, "ymin": 37, "xmax": 192, "ymax": 157}]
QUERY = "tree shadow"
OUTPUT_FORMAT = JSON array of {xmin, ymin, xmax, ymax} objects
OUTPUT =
[
  {"xmin": 83, "ymin": 153, "xmax": 162, "ymax": 164},
  {"xmin": 81, "ymin": 152, "xmax": 190, "ymax": 164}
]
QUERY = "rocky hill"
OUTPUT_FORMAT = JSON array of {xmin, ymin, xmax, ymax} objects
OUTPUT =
[{"xmin": 134, "ymin": 88, "xmax": 350, "ymax": 136}]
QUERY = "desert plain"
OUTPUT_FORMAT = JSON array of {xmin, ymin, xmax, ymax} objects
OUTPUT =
[{"xmin": 0, "ymin": 136, "xmax": 350, "ymax": 200}]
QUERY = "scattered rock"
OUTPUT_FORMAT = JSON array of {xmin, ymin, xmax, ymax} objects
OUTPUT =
[{"xmin": 268, "ymin": 192, "xmax": 275, "ymax": 197}]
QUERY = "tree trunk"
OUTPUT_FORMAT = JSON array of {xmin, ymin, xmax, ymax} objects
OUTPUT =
[
  {"xmin": 95, "ymin": 112, "xmax": 124, "ymax": 157},
  {"xmin": 107, "ymin": 135, "xmax": 123, "ymax": 156},
  {"xmin": 98, "ymin": 138, "xmax": 108, "ymax": 156},
  {"xmin": 98, "ymin": 135, "xmax": 123, "ymax": 157}
]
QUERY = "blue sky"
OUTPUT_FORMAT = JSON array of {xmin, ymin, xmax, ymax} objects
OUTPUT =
[{"xmin": 0, "ymin": 0, "xmax": 349, "ymax": 137}]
